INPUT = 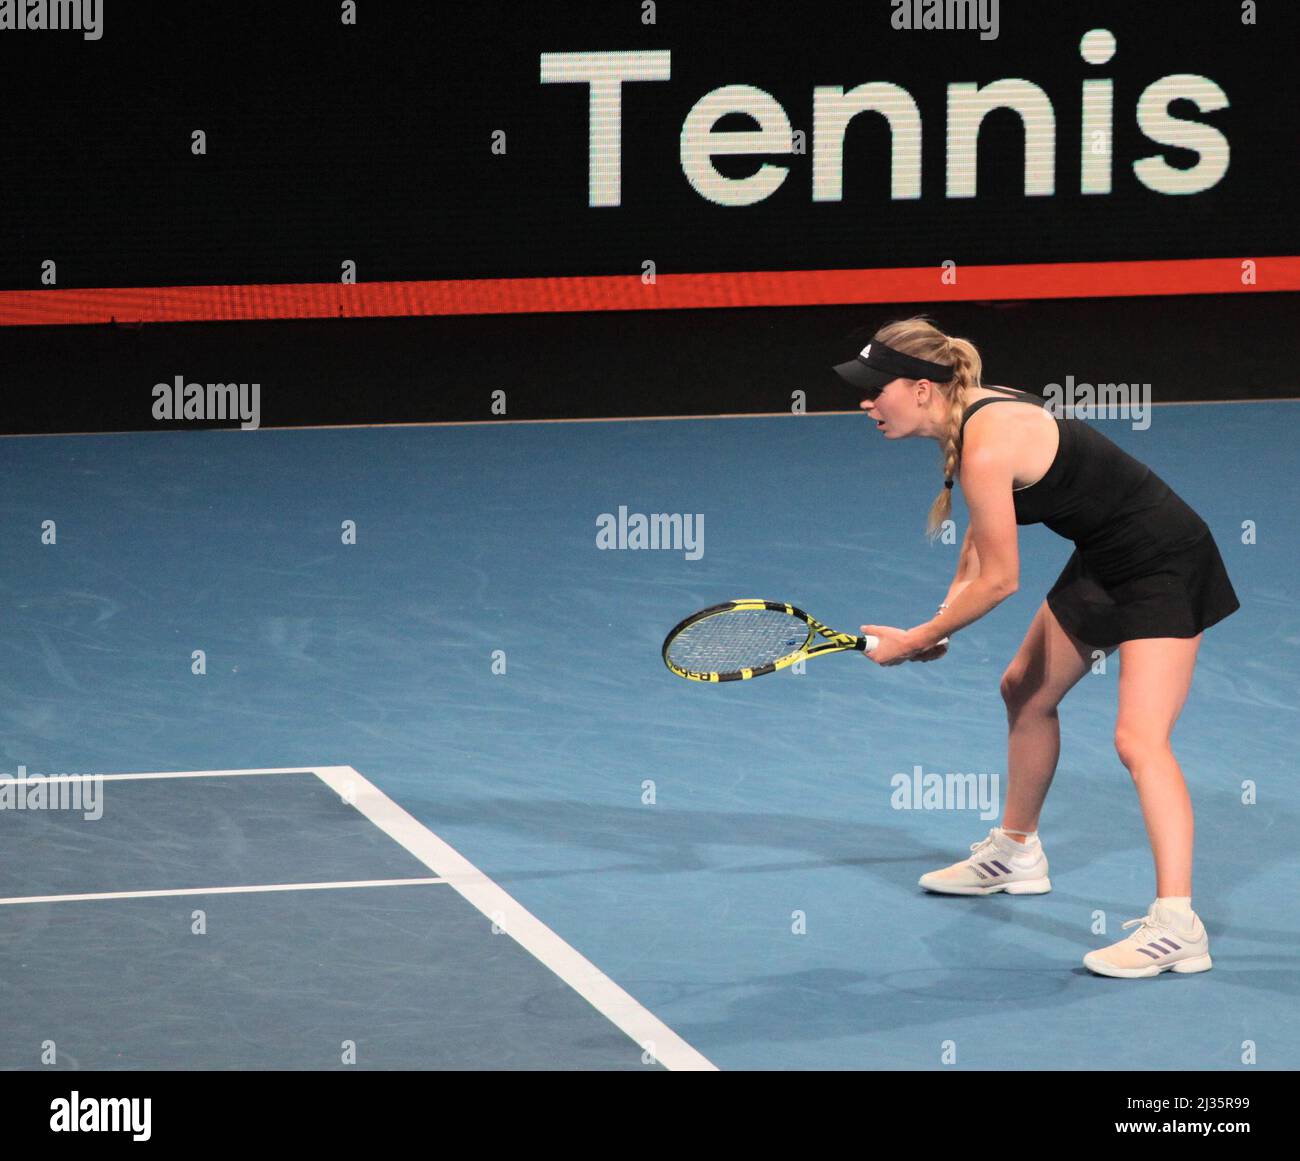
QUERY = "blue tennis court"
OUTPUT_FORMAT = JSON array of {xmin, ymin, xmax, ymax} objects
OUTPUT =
[{"xmin": 1, "ymin": 402, "xmax": 1296, "ymax": 1070}]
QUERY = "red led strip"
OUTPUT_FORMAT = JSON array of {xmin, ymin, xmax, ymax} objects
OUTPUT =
[{"xmin": 1, "ymin": 257, "xmax": 1295, "ymax": 326}]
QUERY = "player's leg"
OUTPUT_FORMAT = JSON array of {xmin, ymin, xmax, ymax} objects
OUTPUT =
[
  {"xmin": 999, "ymin": 600, "xmax": 1116, "ymax": 838},
  {"xmin": 918, "ymin": 601, "xmax": 1113, "ymax": 896},
  {"xmin": 1081, "ymin": 633, "xmax": 1210, "ymax": 977},
  {"xmin": 1113, "ymin": 634, "xmax": 1203, "ymax": 895}
]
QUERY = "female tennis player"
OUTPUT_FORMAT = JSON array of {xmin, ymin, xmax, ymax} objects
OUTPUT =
[{"xmin": 832, "ymin": 317, "xmax": 1239, "ymax": 978}]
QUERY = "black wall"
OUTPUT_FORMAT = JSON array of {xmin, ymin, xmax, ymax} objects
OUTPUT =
[
  {"xmin": 0, "ymin": 293, "xmax": 1291, "ymax": 435},
  {"xmin": 0, "ymin": 1, "xmax": 1295, "ymax": 432}
]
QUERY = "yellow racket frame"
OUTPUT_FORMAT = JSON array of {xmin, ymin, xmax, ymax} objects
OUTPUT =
[{"xmin": 662, "ymin": 599, "xmax": 868, "ymax": 682}]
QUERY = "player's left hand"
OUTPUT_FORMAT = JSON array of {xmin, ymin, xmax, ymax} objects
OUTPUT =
[{"xmin": 910, "ymin": 639, "xmax": 950, "ymax": 663}]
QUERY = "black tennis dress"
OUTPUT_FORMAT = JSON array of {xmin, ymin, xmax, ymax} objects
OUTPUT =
[{"xmin": 960, "ymin": 386, "xmax": 1240, "ymax": 649}]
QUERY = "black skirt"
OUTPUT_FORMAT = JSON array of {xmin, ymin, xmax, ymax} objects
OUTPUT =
[{"xmin": 1045, "ymin": 528, "xmax": 1240, "ymax": 649}]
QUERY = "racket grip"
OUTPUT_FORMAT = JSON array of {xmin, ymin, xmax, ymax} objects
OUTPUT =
[{"xmin": 860, "ymin": 635, "xmax": 950, "ymax": 653}]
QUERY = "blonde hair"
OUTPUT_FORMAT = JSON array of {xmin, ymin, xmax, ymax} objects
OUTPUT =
[{"xmin": 869, "ymin": 316, "xmax": 984, "ymax": 541}]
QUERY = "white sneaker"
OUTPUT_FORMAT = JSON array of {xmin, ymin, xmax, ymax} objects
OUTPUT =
[
  {"xmin": 918, "ymin": 827, "xmax": 1052, "ymax": 895},
  {"xmin": 1082, "ymin": 901, "xmax": 1212, "ymax": 978}
]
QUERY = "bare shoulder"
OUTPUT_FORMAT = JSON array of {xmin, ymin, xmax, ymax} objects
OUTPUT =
[
  {"xmin": 959, "ymin": 385, "xmax": 1059, "ymax": 491},
  {"xmin": 961, "ymin": 386, "xmax": 1051, "ymax": 450}
]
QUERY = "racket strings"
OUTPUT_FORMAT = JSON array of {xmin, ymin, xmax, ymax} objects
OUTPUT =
[{"xmin": 666, "ymin": 609, "xmax": 808, "ymax": 673}]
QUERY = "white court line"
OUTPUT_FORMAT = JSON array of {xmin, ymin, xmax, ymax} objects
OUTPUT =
[
  {"xmin": 0, "ymin": 878, "xmax": 443, "ymax": 906},
  {"xmin": 312, "ymin": 765, "xmax": 718, "ymax": 1072},
  {"xmin": 2, "ymin": 394, "xmax": 1295, "ymax": 440},
  {"xmin": 2, "ymin": 764, "xmax": 718, "ymax": 1070},
  {"xmin": 0, "ymin": 767, "xmax": 320, "ymax": 784}
]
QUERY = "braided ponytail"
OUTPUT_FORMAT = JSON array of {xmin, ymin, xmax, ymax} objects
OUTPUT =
[
  {"xmin": 925, "ymin": 338, "xmax": 982, "ymax": 540},
  {"xmin": 867, "ymin": 318, "xmax": 984, "ymax": 541}
]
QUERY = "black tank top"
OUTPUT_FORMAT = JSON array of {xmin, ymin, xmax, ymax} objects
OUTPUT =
[{"xmin": 959, "ymin": 385, "xmax": 1208, "ymax": 582}]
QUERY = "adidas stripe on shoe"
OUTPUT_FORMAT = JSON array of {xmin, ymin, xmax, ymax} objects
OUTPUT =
[
  {"xmin": 1082, "ymin": 901, "xmax": 1213, "ymax": 978},
  {"xmin": 918, "ymin": 827, "xmax": 1052, "ymax": 896}
]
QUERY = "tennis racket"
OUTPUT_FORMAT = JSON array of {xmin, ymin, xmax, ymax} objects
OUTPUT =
[{"xmin": 662, "ymin": 599, "xmax": 950, "ymax": 683}]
